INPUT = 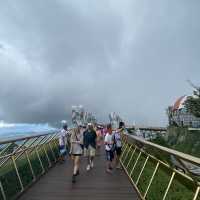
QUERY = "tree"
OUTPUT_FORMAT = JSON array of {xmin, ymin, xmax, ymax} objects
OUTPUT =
[{"xmin": 185, "ymin": 81, "xmax": 200, "ymax": 118}]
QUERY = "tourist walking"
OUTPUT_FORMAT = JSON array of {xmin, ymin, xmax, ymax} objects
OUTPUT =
[
  {"xmin": 58, "ymin": 124, "xmax": 69, "ymax": 163},
  {"xmin": 113, "ymin": 122, "xmax": 124, "ymax": 169},
  {"xmin": 70, "ymin": 127, "xmax": 84, "ymax": 183},
  {"xmin": 96, "ymin": 126, "xmax": 103, "ymax": 155},
  {"xmin": 104, "ymin": 124, "xmax": 115, "ymax": 173},
  {"xmin": 83, "ymin": 123, "xmax": 97, "ymax": 171}
]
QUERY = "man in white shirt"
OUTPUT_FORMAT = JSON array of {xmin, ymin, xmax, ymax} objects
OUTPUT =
[
  {"xmin": 104, "ymin": 124, "xmax": 114, "ymax": 173},
  {"xmin": 58, "ymin": 124, "xmax": 69, "ymax": 162}
]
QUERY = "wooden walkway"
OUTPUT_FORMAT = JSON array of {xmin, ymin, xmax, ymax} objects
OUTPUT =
[{"xmin": 20, "ymin": 149, "xmax": 139, "ymax": 200}]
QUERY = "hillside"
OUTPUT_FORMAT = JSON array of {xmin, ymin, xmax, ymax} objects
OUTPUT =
[{"xmin": 152, "ymin": 126, "xmax": 200, "ymax": 158}]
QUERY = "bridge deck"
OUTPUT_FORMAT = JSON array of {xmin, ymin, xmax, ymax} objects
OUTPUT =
[{"xmin": 19, "ymin": 149, "xmax": 139, "ymax": 200}]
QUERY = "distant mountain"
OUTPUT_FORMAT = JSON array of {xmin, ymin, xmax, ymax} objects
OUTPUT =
[{"xmin": 0, "ymin": 121, "xmax": 58, "ymax": 141}]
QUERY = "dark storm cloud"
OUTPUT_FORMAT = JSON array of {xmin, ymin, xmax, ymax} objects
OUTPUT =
[{"xmin": 0, "ymin": 0, "xmax": 200, "ymax": 125}]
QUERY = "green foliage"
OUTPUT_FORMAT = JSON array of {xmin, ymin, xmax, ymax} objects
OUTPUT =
[
  {"xmin": 0, "ymin": 143, "xmax": 59, "ymax": 200},
  {"xmin": 0, "ymin": 162, "xmax": 21, "ymax": 199},
  {"xmin": 121, "ymin": 143, "xmax": 198, "ymax": 200},
  {"xmin": 150, "ymin": 135, "xmax": 169, "ymax": 148},
  {"xmin": 153, "ymin": 127, "xmax": 200, "ymax": 158}
]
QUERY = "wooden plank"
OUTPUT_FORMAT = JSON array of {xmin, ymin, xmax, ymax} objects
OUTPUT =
[{"xmin": 19, "ymin": 149, "xmax": 139, "ymax": 200}]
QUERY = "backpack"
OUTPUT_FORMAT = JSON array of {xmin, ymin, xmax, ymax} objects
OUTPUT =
[{"xmin": 113, "ymin": 132, "xmax": 122, "ymax": 148}]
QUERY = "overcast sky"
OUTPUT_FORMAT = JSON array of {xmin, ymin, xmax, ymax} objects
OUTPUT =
[{"xmin": 0, "ymin": 0, "xmax": 200, "ymax": 126}]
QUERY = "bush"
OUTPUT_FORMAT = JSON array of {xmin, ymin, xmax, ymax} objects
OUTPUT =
[{"xmin": 0, "ymin": 142, "xmax": 59, "ymax": 200}]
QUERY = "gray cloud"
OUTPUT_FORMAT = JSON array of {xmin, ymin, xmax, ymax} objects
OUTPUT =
[{"xmin": 0, "ymin": 0, "xmax": 200, "ymax": 125}]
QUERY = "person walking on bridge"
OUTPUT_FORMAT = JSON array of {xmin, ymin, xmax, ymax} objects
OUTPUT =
[
  {"xmin": 104, "ymin": 124, "xmax": 115, "ymax": 173},
  {"xmin": 58, "ymin": 124, "xmax": 69, "ymax": 163},
  {"xmin": 83, "ymin": 123, "xmax": 97, "ymax": 171},
  {"xmin": 113, "ymin": 122, "xmax": 124, "ymax": 169},
  {"xmin": 70, "ymin": 127, "xmax": 84, "ymax": 183},
  {"xmin": 96, "ymin": 126, "xmax": 103, "ymax": 155}
]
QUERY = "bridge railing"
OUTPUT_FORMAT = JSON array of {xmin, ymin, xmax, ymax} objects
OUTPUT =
[
  {"xmin": 0, "ymin": 131, "xmax": 61, "ymax": 200},
  {"xmin": 120, "ymin": 133, "xmax": 200, "ymax": 200}
]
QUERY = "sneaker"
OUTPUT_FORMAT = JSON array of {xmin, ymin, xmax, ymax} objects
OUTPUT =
[
  {"xmin": 86, "ymin": 165, "xmax": 91, "ymax": 171},
  {"xmin": 72, "ymin": 175, "xmax": 76, "ymax": 183},
  {"xmin": 75, "ymin": 170, "xmax": 80, "ymax": 176},
  {"xmin": 106, "ymin": 169, "xmax": 112, "ymax": 173},
  {"xmin": 116, "ymin": 165, "xmax": 122, "ymax": 169},
  {"xmin": 90, "ymin": 161, "xmax": 94, "ymax": 168},
  {"xmin": 109, "ymin": 166, "xmax": 113, "ymax": 170}
]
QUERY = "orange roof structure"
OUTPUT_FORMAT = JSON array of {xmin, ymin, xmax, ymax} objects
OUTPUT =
[{"xmin": 172, "ymin": 95, "xmax": 188, "ymax": 111}]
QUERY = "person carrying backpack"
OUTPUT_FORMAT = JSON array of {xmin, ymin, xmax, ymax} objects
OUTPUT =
[
  {"xmin": 113, "ymin": 122, "xmax": 124, "ymax": 169},
  {"xmin": 58, "ymin": 124, "xmax": 69, "ymax": 163},
  {"xmin": 83, "ymin": 123, "xmax": 97, "ymax": 171},
  {"xmin": 104, "ymin": 124, "xmax": 115, "ymax": 173}
]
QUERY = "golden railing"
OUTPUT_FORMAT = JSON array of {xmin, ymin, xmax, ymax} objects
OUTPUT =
[
  {"xmin": 0, "ymin": 132, "xmax": 60, "ymax": 200},
  {"xmin": 120, "ymin": 133, "xmax": 200, "ymax": 200},
  {"xmin": 1, "ymin": 129, "xmax": 200, "ymax": 200}
]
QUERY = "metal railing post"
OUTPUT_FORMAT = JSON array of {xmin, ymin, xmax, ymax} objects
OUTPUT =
[
  {"xmin": 25, "ymin": 151, "xmax": 36, "ymax": 181},
  {"xmin": 193, "ymin": 186, "xmax": 200, "ymax": 200},
  {"xmin": 121, "ymin": 143, "xmax": 129, "ymax": 161},
  {"xmin": 0, "ymin": 180, "xmax": 6, "ymax": 200},
  {"xmin": 144, "ymin": 162, "xmax": 160, "ymax": 198},
  {"xmin": 11, "ymin": 156, "xmax": 24, "ymax": 192},
  {"xmin": 15, "ymin": 137, "xmax": 40, "ymax": 161},
  {"xmin": 123, "ymin": 145, "xmax": 132, "ymax": 163},
  {"xmin": 48, "ymin": 142, "xmax": 56, "ymax": 162},
  {"xmin": 130, "ymin": 151, "xmax": 142, "ymax": 177},
  {"xmin": 136, "ymin": 155, "xmax": 149, "ymax": 185},
  {"xmin": 35, "ymin": 148, "xmax": 45, "ymax": 174},
  {"xmin": 0, "ymin": 131, "xmax": 61, "ymax": 199},
  {"xmin": 51, "ymin": 137, "xmax": 59, "ymax": 152},
  {"xmin": 162, "ymin": 171, "xmax": 175, "ymax": 200},
  {"xmin": 126, "ymin": 146, "xmax": 137, "ymax": 169},
  {"xmin": 43, "ymin": 145, "xmax": 51, "ymax": 167},
  {"xmin": 46, "ymin": 134, "xmax": 58, "ymax": 163}
]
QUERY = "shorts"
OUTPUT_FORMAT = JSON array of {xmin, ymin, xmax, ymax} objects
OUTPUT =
[
  {"xmin": 59, "ymin": 145, "xmax": 67, "ymax": 156},
  {"xmin": 71, "ymin": 154, "xmax": 82, "ymax": 157},
  {"xmin": 84, "ymin": 145, "xmax": 96, "ymax": 157},
  {"xmin": 106, "ymin": 150, "xmax": 114, "ymax": 161},
  {"xmin": 115, "ymin": 147, "xmax": 122, "ymax": 156}
]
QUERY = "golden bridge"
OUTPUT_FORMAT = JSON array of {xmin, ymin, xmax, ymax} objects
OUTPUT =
[{"xmin": 0, "ymin": 127, "xmax": 200, "ymax": 200}]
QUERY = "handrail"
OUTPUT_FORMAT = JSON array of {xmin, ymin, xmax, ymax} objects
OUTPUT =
[
  {"xmin": 120, "ymin": 132, "xmax": 200, "ymax": 200},
  {"xmin": 127, "ymin": 126, "xmax": 167, "ymax": 132},
  {"xmin": 1, "ymin": 128, "xmax": 200, "ymax": 200},
  {"xmin": 125, "ymin": 133, "xmax": 200, "ymax": 167},
  {"xmin": 0, "ymin": 131, "xmax": 61, "ymax": 200},
  {"xmin": 0, "ymin": 130, "xmax": 58, "ymax": 145}
]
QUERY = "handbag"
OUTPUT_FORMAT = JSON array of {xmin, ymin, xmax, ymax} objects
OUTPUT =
[{"xmin": 75, "ymin": 132, "xmax": 84, "ymax": 150}]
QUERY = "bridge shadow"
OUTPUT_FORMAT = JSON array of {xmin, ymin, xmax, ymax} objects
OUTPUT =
[{"xmin": 19, "ymin": 148, "xmax": 139, "ymax": 200}]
